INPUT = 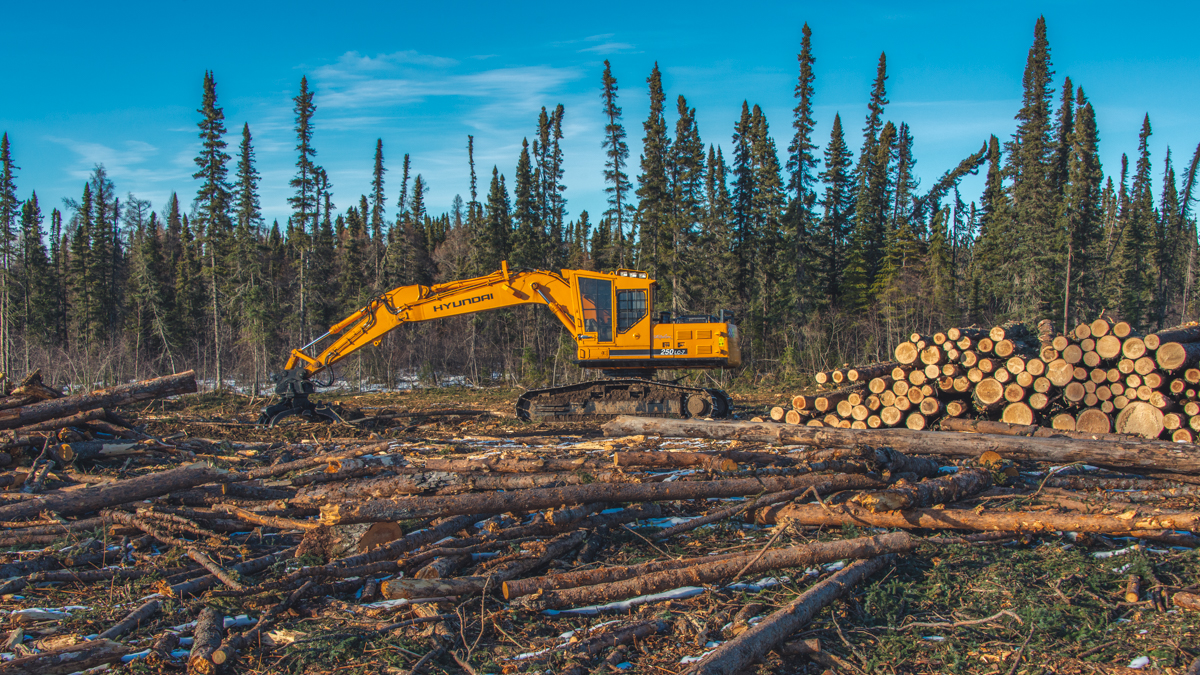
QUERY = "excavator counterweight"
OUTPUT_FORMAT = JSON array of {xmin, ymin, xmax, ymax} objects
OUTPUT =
[{"xmin": 261, "ymin": 263, "xmax": 740, "ymax": 425}]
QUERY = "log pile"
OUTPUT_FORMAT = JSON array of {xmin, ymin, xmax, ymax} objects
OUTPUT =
[
  {"xmin": 773, "ymin": 318, "xmax": 1200, "ymax": 442},
  {"xmin": 1, "ymin": 382, "xmax": 1198, "ymax": 674}
]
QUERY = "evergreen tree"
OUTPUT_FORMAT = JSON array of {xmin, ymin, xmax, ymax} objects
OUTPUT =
[
  {"xmin": 511, "ymin": 139, "xmax": 543, "ymax": 268},
  {"xmin": 730, "ymin": 103, "xmax": 755, "ymax": 307},
  {"xmin": 289, "ymin": 76, "xmax": 318, "ymax": 342},
  {"xmin": 636, "ymin": 63, "xmax": 672, "ymax": 289},
  {"xmin": 847, "ymin": 120, "xmax": 896, "ymax": 305},
  {"xmin": 69, "ymin": 183, "xmax": 95, "ymax": 345},
  {"xmin": 0, "ymin": 133, "xmax": 19, "ymax": 374},
  {"xmin": 1057, "ymin": 88, "xmax": 1103, "ymax": 326},
  {"xmin": 370, "ymin": 139, "xmax": 386, "ymax": 288},
  {"xmin": 813, "ymin": 114, "xmax": 855, "ymax": 306},
  {"xmin": 600, "ymin": 60, "xmax": 632, "ymax": 265},
  {"xmin": 1112, "ymin": 115, "xmax": 1154, "ymax": 327},
  {"xmin": 233, "ymin": 123, "xmax": 261, "ymax": 231},
  {"xmin": 479, "ymin": 167, "xmax": 511, "ymax": 272},
  {"xmin": 194, "ymin": 71, "xmax": 232, "ymax": 388},
  {"xmin": 17, "ymin": 193, "xmax": 52, "ymax": 357},
  {"xmin": 701, "ymin": 146, "xmax": 736, "ymax": 310},
  {"xmin": 1155, "ymin": 150, "xmax": 1183, "ymax": 327},
  {"xmin": 1051, "ymin": 76, "xmax": 1075, "ymax": 197},
  {"xmin": 785, "ymin": 23, "xmax": 819, "ymax": 316},
  {"xmin": 1007, "ymin": 16, "xmax": 1058, "ymax": 319},
  {"xmin": 670, "ymin": 95, "xmax": 706, "ymax": 311}
]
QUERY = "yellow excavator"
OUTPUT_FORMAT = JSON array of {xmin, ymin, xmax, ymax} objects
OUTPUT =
[{"xmin": 260, "ymin": 261, "xmax": 740, "ymax": 425}]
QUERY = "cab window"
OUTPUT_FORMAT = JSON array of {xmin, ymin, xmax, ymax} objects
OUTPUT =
[
  {"xmin": 578, "ymin": 277, "xmax": 613, "ymax": 342},
  {"xmin": 616, "ymin": 290, "xmax": 646, "ymax": 333}
]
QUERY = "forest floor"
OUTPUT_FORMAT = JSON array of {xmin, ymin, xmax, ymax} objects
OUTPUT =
[{"xmin": 3, "ymin": 385, "xmax": 1198, "ymax": 674}]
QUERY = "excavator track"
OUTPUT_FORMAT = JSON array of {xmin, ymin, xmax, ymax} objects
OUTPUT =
[{"xmin": 515, "ymin": 379, "xmax": 734, "ymax": 422}]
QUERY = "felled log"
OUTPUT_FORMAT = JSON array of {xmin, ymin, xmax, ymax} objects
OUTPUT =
[
  {"xmin": 1175, "ymin": 592, "xmax": 1200, "ymax": 611},
  {"xmin": 167, "ymin": 547, "xmax": 297, "ymax": 598},
  {"xmin": 0, "ymin": 638, "xmax": 134, "ymax": 675},
  {"xmin": 1116, "ymin": 401, "xmax": 1165, "ymax": 438},
  {"xmin": 0, "ymin": 409, "xmax": 106, "ymax": 448},
  {"xmin": 614, "ymin": 452, "xmax": 737, "ymax": 472},
  {"xmin": 939, "ymin": 418, "xmax": 1135, "ymax": 442},
  {"xmin": 600, "ymin": 417, "xmax": 1200, "ymax": 475},
  {"xmin": 754, "ymin": 501, "xmax": 1200, "ymax": 533},
  {"xmin": 96, "ymin": 599, "xmax": 161, "ymax": 640},
  {"xmin": 684, "ymin": 555, "xmax": 895, "ymax": 675},
  {"xmin": 0, "ymin": 463, "xmax": 236, "ymax": 521},
  {"xmin": 59, "ymin": 441, "xmax": 143, "ymax": 462},
  {"xmin": 188, "ymin": 606, "xmax": 225, "ymax": 675},
  {"xmin": 248, "ymin": 441, "xmax": 393, "ymax": 480},
  {"xmin": 294, "ymin": 469, "xmax": 632, "ymax": 505},
  {"xmin": 187, "ymin": 549, "xmax": 245, "ymax": 591},
  {"xmin": 423, "ymin": 456, "xmax": 593, "ymax": 473},
  {"xmin": 503, "ymin": 550, "xmax": 754, "ymax": 600},
  {"xmin": 382, "ymin": 530, "xmax": 588, "ymax": 599},
  {"xmin": 0, "ymin": 371, "xmax": 196, "ymax": 431},
  {"xmin": 524, "ymin": 533, "xmax": 913, "ymax": 610},
  {"xmin": 851, "ymin": 469, "xmax": 992, "ymax": 511}
]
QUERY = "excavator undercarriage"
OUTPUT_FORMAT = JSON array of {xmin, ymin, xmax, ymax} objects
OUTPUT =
[{"xmin": 516, "ymin": 378, "xmax": 732, "ymax": 422}]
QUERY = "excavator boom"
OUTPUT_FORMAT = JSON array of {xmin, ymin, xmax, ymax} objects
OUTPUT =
[{"xmin": 261, "ymin": 262, "xmax": 739, "ymax": 425}]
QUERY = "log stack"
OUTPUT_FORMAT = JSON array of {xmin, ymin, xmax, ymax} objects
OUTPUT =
[{"xmin": 796, "ymin": 319, "xmax": 1200, "ymax": 441}]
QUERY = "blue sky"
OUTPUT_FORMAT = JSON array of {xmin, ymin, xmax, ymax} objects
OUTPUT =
[{"xmin": 3, "ymin": 1, "xmax": 1198, "ymax": 230}]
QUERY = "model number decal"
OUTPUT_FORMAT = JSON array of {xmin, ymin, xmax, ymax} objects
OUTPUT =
[{"xmin": 655, "ymin": 348, "xmax": 688, "ymax": 356}]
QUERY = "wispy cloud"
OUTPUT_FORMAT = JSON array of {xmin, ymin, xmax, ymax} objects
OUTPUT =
[{"xmin": 578, "ymin": 42, "xmax": 635, "ymax": 55}]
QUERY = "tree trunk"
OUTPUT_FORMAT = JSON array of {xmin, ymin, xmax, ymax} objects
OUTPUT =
[
  {"xmin": 0, "ymin": 371, "xmax": 197, "ymax": 431},
  {"xmin": 1157, "ymin": 342, "xmax": 1200, "ymax": 371},
  {"xmin": 600, "ymin": 416, "xmax": 1200, "ymax": 475},
  {"xmin": 523, "ymin": 533, "xmax": 913, "ymax": 611},
  {"xmin": 0, "ymin": 639, "xmax": 133, "ymax": 675},
  {"xmin": 319, "ymin": 473, "xmax": 882, "ymax": 525},
  {"xmin": 755, "ymin": 501, "xmax": 1200, "ymax": 533},
  {"xmin": 684, "ymin": 556, "xmax": 895, "ymax": 675},
  {"xmin": 851, "ymin": 469, "xmax": 991, "ymax": 512},
  {"xmin": 188, "ymin": 606, "xmax": 224, "ymax": 675},
  {"xmin": 0, "ymin": 463, "xmax": 234, "ymax": 521}
]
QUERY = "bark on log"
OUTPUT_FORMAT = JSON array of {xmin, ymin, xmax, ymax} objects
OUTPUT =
[
  {"xmin": 188, "ymin": 606, "xmax": 224, "ymax": 675},
  {"xmin": 96, "ymin": 599, "xmax": 161, "ymax": 640},
  {"xmin": 1157, "ymin": 342, "xmax": 1200, "ymax": 372},
  {"xmin": 684, "ymin": 556, "xmax": 895, "ymax": 675},
  {"xmin": 754, "ymin": 501, "xmax": 1200, "ymax": 533},
  {"xmin": 0, "ymin": 371, "xmax": 196, "ymax": 431},
  {"xmin": 382, "ymin": 530, "xmax": 588, "ymax": 599},
  {"xmin": 168, "ymin": 547, "xmax": 297, "ymax": 598},
  {"xmin": 0, "ymin": 463, "xmax": 235, "ymax": 521},
  {"xmin": 1146, "ymin": 324, "xmax": 1200, "ymax": 350},
  {"xmin": 320, "ymin": 473, "xmax": 882, "ymax": 525},
  {"xmin": 0, "ymin": 409, "xmax": 107, "ymax": 447},
  {"xmin": 526, "ymin": 533, "xmax": 913, "ymax": 611},
  {"xmin": 0, "ymin": 638, "xmax": 133, "ymax": 675},
  {"xmin": 847, "ymin": 362, "xmax": 899, "ymax": 383},
  {"xmin": 851, "ymin": 469, "xmax": 992, "ymax": 511},
  {"xmin": 601, "ymin": 416, "xmax": 1200, "ymax": 474},
  {"xmin": 248, "ymin": 441, "xmax": 392, "ymax": 480},
  {"xmin": 295, "ymin": 469, "xmax": 634, "ymax": 505},
  {"xmin": 423, "ymin": 456, "xmax": 592, "ymax": 473},
  {"xmin": 187, "ymin": 549, "xmax": 245, "ymax": 591},
  {"xmin": 614, "ymin": 452, "xmax": 738, "ymax": 472},
  {"xmin": 1175, "ymin": 592, "xmax": 1200, "ymax": 612}
]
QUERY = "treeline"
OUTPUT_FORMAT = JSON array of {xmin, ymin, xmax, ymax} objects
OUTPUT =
[{"xmin": 0, "ymin": 16, "xmax": 1196, "ymax": 391}]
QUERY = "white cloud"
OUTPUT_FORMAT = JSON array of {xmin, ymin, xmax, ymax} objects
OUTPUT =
[{"xmin": 578, "ymin": 42, "xmax": 636, "ymax": 55}]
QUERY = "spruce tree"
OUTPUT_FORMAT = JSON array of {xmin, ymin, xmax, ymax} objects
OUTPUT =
[
  {"xmin": 1112, "ymin": 115, "xmax": 1154, "ymax": 327},
  {"xmin": 479, "ymin": 167, "xmax": 511, "ymax": 272},
  {"xmin": 511, "ymin": 139, "xmax": 542, "ymax": 268},
  {"xmin": 670, "ymin": 95, "xmax": 706, "ymax": 311},
  {"xmin": 1007, "ymin": 16, "xmax": 1058, "ymax": 319},
  {"xmin": 1155, "ymin": 151, "xmax": 1182, "ymax": 327},
  {"xmin": 0, "ymin": 133, "xmax": 19, "ymax": 374},
  {"xmin": 17, "ymin": 193, "xmax": 52, "ymax": 358},
  {"xmin": 848, "ymin": 120, "xmax": 896, "ymax": 305},
  {"xmin": 1057, "ymin": 88, "xmax": 1103, "ymax": 326},
  {"xmin": 785, "ymin": 23, "xmax": 819, "ymax": 316},
  {"xmin": 233, "ymin": 124, "xmax": 262, "ymax": 231},
  {"xmin": 194, "ymin": 71, "xmax": 232, "ymax": 388},
  {"xmin": 813, "ymin": 114, "xmax": 854, "ymax": 307},
  {"xmin": 701, "ymin": 145, "xmax": 736, "ymax": 310},
  {"xmin": 1051, "ymin": 76, "xmax": 1075, "ymax": 197},
  {"xmin": 600, "ymin": 60, "xmax": 631, "ymax": 265},
  {"xmin": 370, "ymin": 139, "xmax": 386, "ymax": 289},
  {"xmin": 289, "ymin": 76, "xmax": 318, "ymax": 342},
  {"xmin": 635, "ymin": 63, "xmax": 672, "ymax": 289}
]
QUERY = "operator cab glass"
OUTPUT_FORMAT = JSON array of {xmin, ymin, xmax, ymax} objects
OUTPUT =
[
  {"xmin": 578, "ymin": 277, "xmax": 613, "ymax": 342},
  {"xmin": 616, "ymin": 290, "xmax": 646, "ymax": 333}
]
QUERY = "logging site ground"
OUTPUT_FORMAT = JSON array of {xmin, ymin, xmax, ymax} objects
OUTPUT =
[{"xmin": 2, "ymin": 383, "xmax": 1199, "ymax": 675}]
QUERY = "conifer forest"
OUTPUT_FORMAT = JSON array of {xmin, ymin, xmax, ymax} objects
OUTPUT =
[{"xmin": 0, "ymin": 16, "xmax": 1196, "ymax": 392}]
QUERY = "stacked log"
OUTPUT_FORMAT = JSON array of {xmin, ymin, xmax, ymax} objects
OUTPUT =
[{"xmin": 794, "ymin": 320, "xmax": 1200, "ymax": 440}]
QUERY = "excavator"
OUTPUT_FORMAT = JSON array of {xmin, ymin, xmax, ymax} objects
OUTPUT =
[{"xmin": 259, "ymin": 261, "xmax": 740, "ymax": 425}]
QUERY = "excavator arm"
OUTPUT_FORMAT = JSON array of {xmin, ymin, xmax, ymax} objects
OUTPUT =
[{"xmin": 260, "ymin": 262, "xmax": 577, "ymax": 424}]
